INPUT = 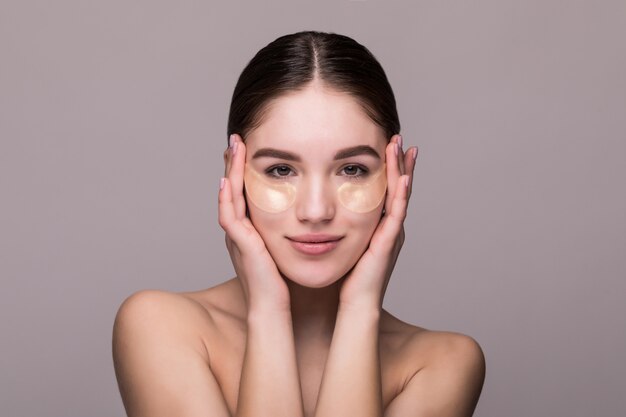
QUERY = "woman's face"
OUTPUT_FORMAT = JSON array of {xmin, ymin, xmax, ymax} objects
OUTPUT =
[{"xmin": 243, "ymin": 83, "xmax": 388, "ymax": 288}]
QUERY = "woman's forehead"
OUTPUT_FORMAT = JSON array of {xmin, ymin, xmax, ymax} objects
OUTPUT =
[{"xmin": 245, "ymin": 86, "xmax": 387, "ymax": 155}]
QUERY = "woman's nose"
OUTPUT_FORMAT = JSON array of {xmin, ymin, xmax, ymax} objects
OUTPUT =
[{"xmin": 294, "ymin": 177, "xmax": 335, "ymax": 223}]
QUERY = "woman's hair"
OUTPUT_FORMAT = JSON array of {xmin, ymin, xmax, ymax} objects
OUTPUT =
[{"xmin": 227, "ymin": 31, "xmax": 400, "ymax": 142}]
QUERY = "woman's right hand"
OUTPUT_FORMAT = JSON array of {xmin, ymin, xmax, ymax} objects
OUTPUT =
[{"xmin": 218, "ymin": 134, "xmax": 291, "ymax": 314}]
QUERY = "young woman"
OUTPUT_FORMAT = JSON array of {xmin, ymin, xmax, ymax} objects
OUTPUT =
[{"xmin": 113, "ymin": 31, "xmax": 485, "ymax": 417}]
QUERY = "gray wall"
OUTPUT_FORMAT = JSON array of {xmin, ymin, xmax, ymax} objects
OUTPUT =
[{"xmin": 1, "ymin": 1, "xmax": 624, "ymax": 416}]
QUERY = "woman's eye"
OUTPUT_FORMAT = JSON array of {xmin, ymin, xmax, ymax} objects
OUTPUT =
[
  {"xmin": 341, "ymin": 165, "xmax": 368, "ymax": 177},
  {"xmin": 267, "ymin": 165, "xmax": 294, "ymax": 177}
]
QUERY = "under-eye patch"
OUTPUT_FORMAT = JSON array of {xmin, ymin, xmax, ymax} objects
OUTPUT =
[
  {"xmin": 243, "ymin": 167, "xmax": 297, "ymax": 213},
  {"xmin": 243, "ymin": 164, "xmax": 387, "ymax": 214},
  {"xmin": 336, "ymin": 166, "xmax": 387, "ymax": 213}
]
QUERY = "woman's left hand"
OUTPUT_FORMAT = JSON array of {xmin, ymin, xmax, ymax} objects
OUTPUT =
[{"xmin": 338, "ymin": 135, "xmax": 417, "ymax": 311}]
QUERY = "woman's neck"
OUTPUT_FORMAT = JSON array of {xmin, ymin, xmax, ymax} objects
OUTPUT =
[{"xmin": 286, "ymin": 278, "xmax": 341, "ymax": 345}]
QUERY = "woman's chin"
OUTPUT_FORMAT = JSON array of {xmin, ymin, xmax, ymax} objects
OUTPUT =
[{"xmin": 278, "ymin": 265, "xmax": 349, "ymax": 289}]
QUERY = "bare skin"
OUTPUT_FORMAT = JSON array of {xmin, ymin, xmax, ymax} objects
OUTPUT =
[
  {"xmin": 113, "ymin": 283, "xmax": 484, "ymax": 417},
  {"xmin": 112, "ymin": 84, "xmax": 485, "ymax": 417}
]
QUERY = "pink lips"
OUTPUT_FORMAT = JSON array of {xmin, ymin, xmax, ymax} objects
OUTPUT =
[{"xmin": 287, "ymin": 234, "xmax": 343, "ymax": 255}]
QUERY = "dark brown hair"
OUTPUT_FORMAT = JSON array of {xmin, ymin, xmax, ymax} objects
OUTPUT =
[{"xmin": 227, "ymin": 31, "xmax": 400, "ymax": 142}]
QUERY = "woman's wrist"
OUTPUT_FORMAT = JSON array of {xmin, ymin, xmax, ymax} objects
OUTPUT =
[
  {"xmin": 246, "ymin": 305, "xmax": 293, "ymax": 324},
  {"xmin": 338, "ymin": 290, "xmax": 384, "ymax": 316},
  {"xmin": 337, "ymin": 301, "xmax": 382, "ymax": 321}
]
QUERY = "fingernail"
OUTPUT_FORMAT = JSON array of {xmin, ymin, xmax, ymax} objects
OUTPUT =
[
  {"xmin": 394, "ymin": 143, "xmax": 399, "ymax": 156},
  {"xmin": 397, "ymin": 135, "xmax": 403, "ymax": 149},
  {"xmin": 219, "ymin": 177, "xmax": 225, "ymax": 190},
  {"xmin": 412, "ymin": 148, "xmax": 418, "ymax": 161},
  {"xmin": 229, "ymin": 134, "xmax": 235, "ymax": 148},
  {"xmin": 232, "ymin": 141, "xmax": 238, "ymax": 155}
]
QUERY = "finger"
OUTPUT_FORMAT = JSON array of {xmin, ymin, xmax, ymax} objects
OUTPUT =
[
  {"xmin": 404, "ymin": 146, "xmax": 418, "ymax": 201},
  {"xmin": 224, "ymin": 134, "xmax": 236, "ymax": 177},
  {"xmin": 218, "ymin": 176, "xmax": 236, "ymax": 232},
  {"xmin": 369, "ymin": 173, "xmax": 409, "ymax": 257},
  {"xmin": 378, "ymin": 175, "xmax": 409, "ymax": 248},
  {"xmin": 224, "ymin": 148, "xmax": 230, "ymax": 177},
  {"xmin": 396, "ymin": 134, "xmax": 405, "ymax": 176},
  {"xmin": 218, "ymin": 177, "xmax": 251, "ymax": 243},
  {"xmin": 227, "ymin": 134, "xmax": 247, "ymax": 219},
  {"xmin": 384, "ymin": 135, "xmax": 402, "ymax": 214},
  {"xmin": 389, "ymin": 175, "xmax": 409, "ymax": 223}
]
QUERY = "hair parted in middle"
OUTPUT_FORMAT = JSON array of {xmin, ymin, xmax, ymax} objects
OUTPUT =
[{"xmin": 227, "ymin": 31, "xmax": 400, "ymax": 143}]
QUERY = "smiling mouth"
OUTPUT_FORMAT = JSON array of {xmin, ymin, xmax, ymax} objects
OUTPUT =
[
  {"xmin": 287, "ymin": 234, "xmax": 344, "ymax": 243},
  {"xmin": 286, "ymin": 236, "xmax": 343, "ymax": 255}
]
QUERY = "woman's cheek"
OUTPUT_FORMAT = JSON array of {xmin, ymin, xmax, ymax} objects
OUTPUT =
[
  {"xmin": 343, "ymin": 207, "xmax": 383, "ymax": 244},
  {"xmin": 248, "ymin": 207, "xmax": 281, "ymax": 238}
]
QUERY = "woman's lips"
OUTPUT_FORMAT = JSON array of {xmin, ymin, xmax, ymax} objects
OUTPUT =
[{"xmin": 287, "ymin": 235, "xmax": 343, "ymax": 255}]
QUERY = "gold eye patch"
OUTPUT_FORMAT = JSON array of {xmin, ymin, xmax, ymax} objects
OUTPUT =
[
  {"xmin": 244, "ymin": 167, "xmax": 297, "ymax": 213},
  {"xmin": 336, "ymin": 166, "xmax": 387, "ymax": 213},
  {"xmin": 243, "ymin": 164, "xmax": 387, "ymax": 214}
]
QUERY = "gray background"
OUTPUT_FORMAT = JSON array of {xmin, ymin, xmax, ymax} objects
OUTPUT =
[{"xmin": 1, "ymin": 1, "xmax": 625, "ymax": 416}]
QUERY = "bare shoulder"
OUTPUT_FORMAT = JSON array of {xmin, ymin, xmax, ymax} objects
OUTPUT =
[
  {"xmin": 381, "ymin": 310, "xmax": 484, "ymax": 371},
  {"xmin": 381, "ymin": 311, "xmax": 485, "ymax": 417},
  {"xmin": 113, "ymin": 289, "xmax": 215, "ymax": 346},
  {"xmin": 112, "ymin": 288, "xmax": 233, "ymax": 417},
  {"xmin": 115, "ymin": 288, "xmax": 210, "ymax": 320},
  {"xmin": 114, "ymin": 278, "xmax": 244, "ymax": 336}
]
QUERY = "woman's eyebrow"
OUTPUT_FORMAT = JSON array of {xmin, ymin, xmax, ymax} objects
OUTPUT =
[
  {"xmin": 334, "ymin": 145, "xmax": 381, "ymax": 160},
  {"xmin": 251, "ymin": 145, "xmax": 381, "ymax": 161},
  {"xmin": 252, "ymin": 148, "xmax": 301, "ymax": 161}
]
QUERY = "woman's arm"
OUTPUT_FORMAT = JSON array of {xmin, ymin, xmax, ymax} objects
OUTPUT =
[
  {"xmin": 315, "ymin": 312, "xmax": 486, "ymax": 417},
  {"xmin": 314, "ymin": 137, "xmax": 484, "ymax": 417},
  {"xmin": 112, "ymin": 286, "xmax": 304, "ymax": 417},
  {"xmin": 113, "ymin": 132, "xmax": 306, "ymax": 417},
  {"xmin": 220, "ymin": 134, "xmax": 305, "ymax": 417},
  {"xmin": 314, "ymin": 136, "xmax": 411, "ymax": 417},
  {"xmin": 314, "ymin": 306, "xmax": 383, "ymax": 417},
  {"xmin": 237, "ymin": 309, "xmax": 304, "ymax": 417}
]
